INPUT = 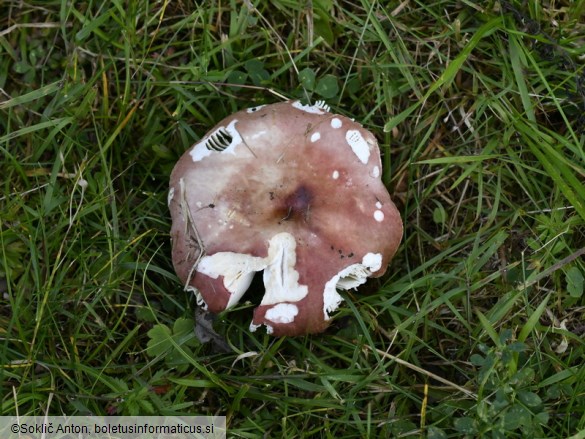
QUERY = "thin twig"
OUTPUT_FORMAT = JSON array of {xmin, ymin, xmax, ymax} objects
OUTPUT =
[
  {"xmin": 0, "ymin": 22, "xmax": 67, "ymax": 38},
  {"xmin": 179, "ymin": 177, "xmax": 205, "ymax": 289},
  {"xmin": 365, "ymin": 345, "xmax": 478, "ymax": 400},
  {"xmin": 517, "ymin": 247, "xmax": 585, "ymax": 291}
]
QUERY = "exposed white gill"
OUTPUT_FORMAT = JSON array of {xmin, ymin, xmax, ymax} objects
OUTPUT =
[
  {"xmin": 345, "ymin": 129, "xmax": 370, "ymax": 164},
  {"xmin": 291, "ymin": 101, "xmax": 325, "ymax": 114},
  {"xmin": 186, "ymin": 286, "xmax": 208, "ymax": 311},
  {"xmin": 189, "ymin": 119, "xmax": 243, "ymax": 162},
  {"xmin": 322, "ymin": 253, "xmax": 383, "ymax": 319},
  {"xmin": 314, "ymin": 100, "xmax": 331, "ymax": 112},
  {"xmin": 322, "ymin": 286, "xmax": 343, "ymax": 321}
]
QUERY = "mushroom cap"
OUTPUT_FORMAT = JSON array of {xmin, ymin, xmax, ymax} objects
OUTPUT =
[{"xmin": 168, "ymin": 100, "xmax": 402, "ymax": 336}]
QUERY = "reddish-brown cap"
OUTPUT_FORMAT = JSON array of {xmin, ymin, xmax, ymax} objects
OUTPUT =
[{"xmin": 168, "ymin": 100, "xmax": 402, "ymax": 336}]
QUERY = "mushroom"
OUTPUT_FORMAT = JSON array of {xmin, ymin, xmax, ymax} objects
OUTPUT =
[{"xmin": 168, "ymin": 100, "xmax": 402, "ymax": 336}]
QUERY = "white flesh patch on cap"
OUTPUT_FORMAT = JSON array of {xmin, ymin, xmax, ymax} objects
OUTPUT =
[
  {"xmin": 362, "ymin": 252, "xmax": 383, "ymax": 271},
  {"xmin": 195, "ymin": 232, "xmax": 308, "ymax": 310},
  {"xmin": 262, "ymin": 232, "xmax": 308, "ymax": 305},
  {"xmin": 265, "ymin": 303, "xmax": 299, "ymax": 324},
  {"xmin": 167, "ymin": 187, "xmax": 175, "ymax": 207},
  {"xmin": 292, "ymin": 101, "xmax": 325, "ymax": 115},
  {"xmin": 374, "ymin": 210, "xmax": 385, "ymax": 222},
  {"xmin": 332, "ymin": 170, "xmax": 339, "ymax": 180},
  {"xmin": 345, "ymin": 129, "xmax": 370, "ymax": 164},
  {"xmin": 249, "ymin": 322, "xmax": 274, "ymax": 334},
  {"xmin": 375, "ymin": 201, "xmax": 383, "ymax": 209},
  {"xmin": 310, "ymin": 132, "xmax": 321, "ymax": 143},
  {"xmin": 190, "ymin": 119, "xmax": 243, "ymax": 162},
  {"xmin": 372, "ymin": 166, "xmax": 380, "ymax": 178},
  {"xmin": 196, "ymin": 252, "xmax": 266, "ymax": 308},
  {"xmin": 331, "ymin": 118, "xmax": 342, "ymax": 129},
  {"xmin": 322, "ymin": 253, "xmax": 383, "ymax": 319}
]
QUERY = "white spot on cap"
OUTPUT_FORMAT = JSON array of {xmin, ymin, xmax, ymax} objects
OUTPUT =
[
  {"xmin": 372, "ymin": 166, "xmax": 380, "ymax": 178},
  {"xmin": 310, "ymin": 132, "xmax": 321, "ymax": 143},
  {"xmin": 190, "ymin": 119, "xmax": 243, "ymax": 162},
  {"xmin": 374, "ymin": 210, "xmax": 384, "ymax": 222},
  {"xmin": 331, "ymin": 118, "xmax": 342, "ymax": 129},
  {"xmin": 375, "ymin": 201, "xmax": 382, "ymax": 209},
  {"xmin": 345, "ymin": 130, "xmax": 370, "ymax": 164},
  {"xmin": 167, "ymin": 187, "xmax": 175, "ymax": 207},
  {"xmin": 332, "ymin": 170, "xmax": 339, "ymax": 180},
  {"xmin": 265, "ymin": 303, "xmax": 299, "ymax": 324},
  {"xmin": 292, "ymin": 101, "xmax": 325, "ymax": 114}
]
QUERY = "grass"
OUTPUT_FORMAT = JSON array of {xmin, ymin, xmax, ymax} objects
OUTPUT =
[{"xmin": 1, "ymin": 0, "xmax": 585, "ymax": 437}]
